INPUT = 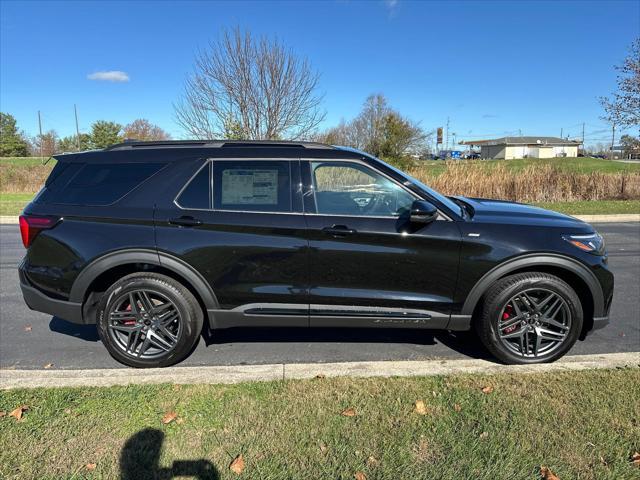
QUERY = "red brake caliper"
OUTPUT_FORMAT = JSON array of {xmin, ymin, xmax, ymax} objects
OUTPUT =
[
  {"xmin": 123, "ymin": 303, "xmax": 136, "ymax": 325},
  {"xmin": 502, "ymin": 304, "xmax": 517, "ymax": 334}
]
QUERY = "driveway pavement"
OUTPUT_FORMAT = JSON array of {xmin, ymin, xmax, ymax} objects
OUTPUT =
[{"xmin": 1, "ymin": 223, "xmax": 638, "ymax": 370}]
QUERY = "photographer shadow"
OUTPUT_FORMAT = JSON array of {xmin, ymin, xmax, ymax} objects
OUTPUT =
[{"xmin": 120, "ymin": 428, "xmax": 219, "ymax": 480}]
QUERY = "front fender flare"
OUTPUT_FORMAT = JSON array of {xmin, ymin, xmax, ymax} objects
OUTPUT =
[{"xmin": 460, "ymin": 253, "xmax": 604, "ymax": 316}]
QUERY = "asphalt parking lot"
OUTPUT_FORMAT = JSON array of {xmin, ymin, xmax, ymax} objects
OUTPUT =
[{"xmin": 1, "ymin": 222, "xmax": 638, "ymax": 370}]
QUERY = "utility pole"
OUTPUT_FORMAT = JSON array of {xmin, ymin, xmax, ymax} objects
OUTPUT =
[
  {"xmin": 37, "ymin": 111, "xmax": 43, "ymax": 159},
  {"xmin": 581, "ymin": 122, "xmax": 585, "ymax": 155},
  {"xmin": 74, "ymin": 104, "xmax": 81, "ymax": 151},
  {"xmin": 610, "ymin": 123, "xmax": 616, "ymax": 160},
  {"xmin": 445, "ymin": 117, "xmax": 450, "ymax": 155},
  {"xmin": 560, "ymin": 127, "xmax": 563, "ymax": 139}
]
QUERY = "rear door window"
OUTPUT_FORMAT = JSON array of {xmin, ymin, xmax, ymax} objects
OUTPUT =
[{"xmin": 212, "ymin": 161, "xmax": 292, "ymax": 212}]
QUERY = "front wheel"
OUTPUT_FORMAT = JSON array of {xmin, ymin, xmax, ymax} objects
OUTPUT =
[
  {"xmin": 475, "ymin": 272, "xmax": 583, "ymax": 364},
  {"xmin": 96, "ymin": 273, "xmax": 203, "ymax": 368}
]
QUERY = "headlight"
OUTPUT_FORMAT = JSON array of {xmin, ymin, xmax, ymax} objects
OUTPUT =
[{"xmin": 563, "ymin": 233, "xmax": 605, "ymax": 255}]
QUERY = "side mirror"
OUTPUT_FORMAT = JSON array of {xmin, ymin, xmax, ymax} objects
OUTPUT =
[{"xmin": 410, "ymin": 200, "xmax": 438, "ymax": 224}]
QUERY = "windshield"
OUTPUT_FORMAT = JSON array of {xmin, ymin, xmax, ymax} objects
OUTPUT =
[{"xmin": 338, "ymin": 148, "xmax": 463, "ymax": 217}]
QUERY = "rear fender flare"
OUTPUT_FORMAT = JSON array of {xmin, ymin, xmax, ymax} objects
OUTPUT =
[{"xmin": 69, "ymin": 249, "xmax": 219, "ymax": 309}]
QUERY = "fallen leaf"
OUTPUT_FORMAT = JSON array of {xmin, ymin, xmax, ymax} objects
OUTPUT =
[
  {"xmin": 599, "ymin": 455, "xmax": 608, "ymax": 466},
  {"xmin": 481, "ymin": 386, "xmax": 494, "ymax": 394},
  {"xmin": 414, "ymin": 400, "xmax": 428, "ymax": 415},
  {"xmin": 366, "ymin": 455, "xmax": 379, "ymax": 467},
  {"xmin": 631, "ymin": 452, "xmax": 640, "ymax": 467},
  {"xmin": 341, "ymin": 407, "xmax": 357, "ymax": 417},
  {"xmin": 24, "ymin": 325, "xmax": 32, "ymax": 332},
  {"xmin": 479, "ymin": 431, "xmax": 488, "ymax": 439},
  {"xmin": 85, "ymin": 463, "xmax": 97, "ymax": 471},
  {"xmin": 64, "ymin": 408, "xmax": 72, "ymax": 415},
  {"xmin": 229, "ymin": 454, "xmax": 245, "ymax": 474},
  {"xmin": 43, "ymin": 363, "xmax": 54, "ymax": 369},
  {"xmin": 319, "ymin": 442, "xmax": 328, "ymax": 453},
  {"xmin": 540, "ymin": 466, "xmax": 560, "ymax": 480},
  {"xmin": 161, "ymin": 411, "xmax": 177, "ymax": 424},
  {"xmin": 354, "ymin": 472, "xmax": 367, "ymax": 480},
  {"xmin": 176, "ymin": 417, "xmax": 185, "ymax": 425},
  {"xmin": 453, "ymin": 403, "xmax": 462, "ymax": 412},
  {"xmin": 9, "ymin": 405, "xmax": 28, "ymax": 421}
]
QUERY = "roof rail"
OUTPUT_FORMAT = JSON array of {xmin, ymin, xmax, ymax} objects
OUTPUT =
[{"xmin": 104, "ymin": 139, "xmax": 334, "ymax": 151}]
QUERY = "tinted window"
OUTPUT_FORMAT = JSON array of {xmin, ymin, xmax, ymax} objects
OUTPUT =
[
  {"xmin": 38, "ymin": 162, "xmax": 164, "ymax": 206},
  {"xmin": 213, "ymin": 161, "xmax": 292, "ymax": 212},
  {"xmin": 176, "ymin": 163, "xmax": 211, "ymax": 209},
  {"xmin": 312, "ymin": 161, "xmax": 415, "ymax": 216}
]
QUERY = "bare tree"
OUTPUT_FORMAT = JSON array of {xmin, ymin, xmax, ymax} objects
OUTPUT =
[
  {"xmin": 175, "ymin": 28, "xmax": 325, "ymax": 140},
  {"xmin": 123, "ymin": 119, "xmax": 171, "ymax": 141},
  {"xmin": 315, "ymin": 93, "xmax": 428, "ymax": 160},
  {"xmin": 600, "ymin": 38, "xmax": 639, "ymax": 128}
]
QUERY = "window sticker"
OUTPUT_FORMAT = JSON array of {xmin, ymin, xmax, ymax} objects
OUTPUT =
[{"xmin": 221, "ymin": 169, "xmax": 278, "ymax": 205}]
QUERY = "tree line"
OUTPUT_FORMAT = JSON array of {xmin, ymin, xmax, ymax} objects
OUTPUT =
[{"xmin": 0, "ymin": 115, "xmax": 170, "ymax": 157}]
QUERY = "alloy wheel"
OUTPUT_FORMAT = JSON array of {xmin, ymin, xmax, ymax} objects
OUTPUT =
[
  {"xmin": 106, "ymin": 289, "xmax": 183, "ymax": 359},
  {"xmin": 497, "ymin": 288, "xmax": 571, "ymax": 358}
]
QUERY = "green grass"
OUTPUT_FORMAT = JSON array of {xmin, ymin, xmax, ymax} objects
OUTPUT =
[
  {"xmin": 0, "ymin": 156, "xmax": 56, "ymax": 167},
  {"xmin": 536, "ymin": 200, "xmax": 640, "ymax": 215},
  {"xmin": 0, "ymin": 193, "xmax": 34, "ymax": 215},
  {"xmin": 416, "ymin": 157, "xmax": 640, "ymax": 176},
  {"xmin": 1, "ymin": 368, "xmax": 639, "ymax": 479}
]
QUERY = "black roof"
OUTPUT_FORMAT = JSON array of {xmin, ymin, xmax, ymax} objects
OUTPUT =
[
  {"xmin": 104, "ymin": 139, "xmax": 335, "ymax": 151},
  {"xmin": 53, "ymin": 140, "xmax": 366, "ymax": 163}
]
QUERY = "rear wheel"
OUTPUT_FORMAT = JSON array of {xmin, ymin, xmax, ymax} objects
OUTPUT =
[
  {"xmin": 96, "ymin": 273, "xmax": 203, "ymax": 368},
  {"xmin": 475, "ymin": 272, "xmax": 583, "ymax": 364}
]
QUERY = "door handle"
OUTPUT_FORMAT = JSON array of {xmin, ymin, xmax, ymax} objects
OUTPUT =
[
  {"xmin": 322, "ymin": 225, "xmax": 356, "ymax": 237},
  {"xmin": 169, "ymin": 216, "xmax": 203, "ymax": 227}
]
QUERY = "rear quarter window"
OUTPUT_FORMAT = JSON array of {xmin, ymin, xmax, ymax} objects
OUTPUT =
[{"xmin": 38, "ymin": 162, "xmax": 164, "ymax": 206}]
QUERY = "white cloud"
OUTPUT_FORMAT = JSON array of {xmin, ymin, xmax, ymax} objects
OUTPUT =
[
  {"xmin": 385, "ymin": 0, "xmax": 398, "ymax": 10},
  {"xmin": 87, "ymin": 70, "xmax": 130, "ymax": 82}
]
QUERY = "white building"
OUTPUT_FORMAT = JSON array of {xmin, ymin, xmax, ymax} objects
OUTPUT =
[{"xmin": 460, "ymin": 136, "xmax": 581, "ymax": 159}]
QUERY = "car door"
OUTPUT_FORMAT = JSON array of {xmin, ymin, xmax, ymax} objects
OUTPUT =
[
  {"xmin": 155, "ymin": 158, "xmax": 309, "ymax": 328},
  {"xmin": 302, "ymin": 159, "xmax": 462, "ymax": 329}
]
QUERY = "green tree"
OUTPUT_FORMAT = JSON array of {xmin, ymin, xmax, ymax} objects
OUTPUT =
[
  {"xmin": 58, "ymin": 133, "xmax": 93, "ymax": 152},
  {"xmin": 0, "ymin": 112, "xmax": 30, "ymax": 156},
  {"xmin": 620, "ymin": 134, "xmax": 640, "ymax": 157},
  {"xmin": 90, "ymin": 121, "xmax": 122, "ymax": 148},
  {"xmin": 379, "ymin": 112, "xmax": 427, "ymax": 160}
]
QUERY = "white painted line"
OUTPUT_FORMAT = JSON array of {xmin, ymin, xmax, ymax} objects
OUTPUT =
[{"xmin": 1, "ymin": 352, "xmax": 638, "ymax": 389}]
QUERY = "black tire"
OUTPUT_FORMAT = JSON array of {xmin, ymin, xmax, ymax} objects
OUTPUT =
[
  {"xmin": 96, "ymin": 273, "xmax": 204, "ymax": 368},
  {"xmin": 475, "ymin": 272, "xmax": 583, "ymax": 365}
]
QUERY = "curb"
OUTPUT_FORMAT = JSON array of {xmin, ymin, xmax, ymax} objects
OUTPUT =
[
  {"xmin": 1, "ymin": 214, "xmax": 639, "ymax": 225},
  {"xmin": 1, "ymin": 352, "xmax": 638, "ymax": 389}
]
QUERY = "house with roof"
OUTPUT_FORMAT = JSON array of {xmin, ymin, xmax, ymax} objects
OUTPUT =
[{"xmin": 459, "ymin": 136, "xmax": 581, "ymax": 159}]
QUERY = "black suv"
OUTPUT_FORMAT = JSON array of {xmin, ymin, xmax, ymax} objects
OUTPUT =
[{"xmin": 19, "ymin": 140, "xmax": 613, "ymax": 368}]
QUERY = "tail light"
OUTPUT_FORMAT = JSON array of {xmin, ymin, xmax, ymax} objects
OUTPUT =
[{"xmin": 19, "ymin": 215, "xmax": 60, "ymax": 248}]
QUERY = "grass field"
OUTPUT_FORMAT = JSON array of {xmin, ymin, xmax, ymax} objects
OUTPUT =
[
  {"xmin": 416, "ymin": 156, "xmax": 640, "ymax": 176},
  {"xmin": 1, "ymin": 368, "xmax": 638, "ymax": 479}
]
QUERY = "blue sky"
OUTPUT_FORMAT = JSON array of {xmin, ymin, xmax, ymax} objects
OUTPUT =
[{"xmin": 1, "ymin": 0, "xmax": 638, "ymax": 146}]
